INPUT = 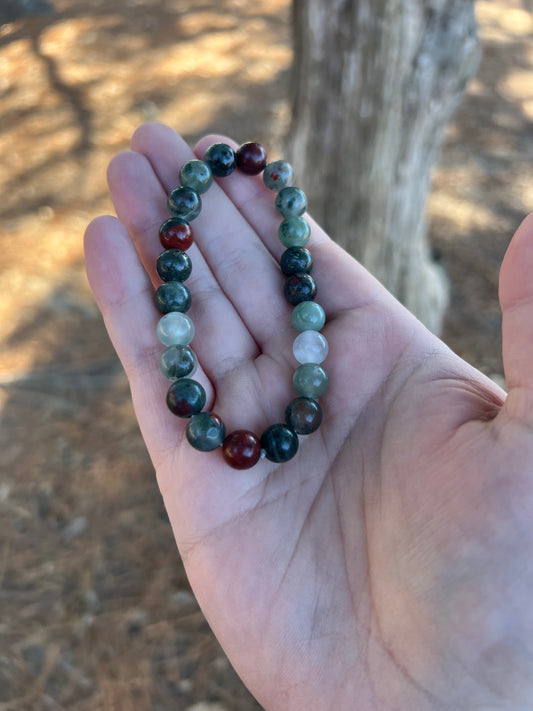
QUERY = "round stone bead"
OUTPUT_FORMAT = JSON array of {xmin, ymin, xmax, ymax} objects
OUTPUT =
[
  {"xmin": 285, "ymin": 397, "xmax": 322, "ymax": 435},
  {"xmin": 260, "ymin": 424, "xmax": 299, "ymax": 463},
  {"xmin": 157, "ymin": 312, "xmax": 195, "ymax": 346},
  {"xmin": 222, "ymin": 430, "xmax": 262, "ymax": 469},
  {"xmin": 159, "ymin": 218, "xmax": 194, "ymax": 251},
  {"xmin": 167, "ymin": 187, "xmax": 202, "ymax": 221},
  {"xmin": 155, "ymin": 281, "xmax": 192, "ymax": 314},
  {"xmin": 278, "ymin": 216, "xmax": 311, "ymax": 248},
  {"xmin": 280, "ymin": 247, "xmax": 313, "ymax": 276},
  {"xmin": 275, "ymin": 187, "xmax": 307, "ymax": 218},
  {"xmin": 263, "ymin": 160, "xmax": 294, "ymax": 192},
  {"xmin": 186, "ymin": 412, "xmax": 225, "ymax": 451},
  {"xmin": 179, "ymin": 159, "xmax": 213, "ymax": 194},
  {"xmin": 284, "ymin": 273, "xmax": 317, "ymax": 305},
  {"xmin": 236, "ymin": 142, "xmax": 267, "ymax": 175},
  {"xmin": 159, "ymin": 345, "xmax": 197, "ymax": 381},
  {"xmin": 291, "ymin": 301, "xmax": 326, "ymax": 332},
  {"xmin": 166, "ymin": 378, "xmax": 206, "ymax": 418},
  {"xmin": 156, "ymin": 249, "xmax": 192, "ymax": 282},
  {"xmin": 293, "ymin": 331, "xmax": 329, "ymax": 364},
  {"xmin": 204, "ymin": 143, "xmax": 236, "ymax": 177},
  {"xmin": 293, "ymin": 363, "xmax": 330, "ymax": 399}
]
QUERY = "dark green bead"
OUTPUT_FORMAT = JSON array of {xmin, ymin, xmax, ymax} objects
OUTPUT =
[
  {"xmin": 263, "ymin": 160, "xmax": 294, "ymax": 192},
  {"xmin": 204, "ymin": 143, "xmax": 236, "ymax": 177},
  {"xmin": 284, "ymin": 273, "xmax": 317, "ymax": 305},
  {"xmin": 159, "ymin": 345, "xmax": 197, "ymax": 380},
  {"xmin": 156, "ymin": 249, "xmax": 192, "ymax": 282},
  {"xmin": 280, "ymin": 247, "xmax": 313, "ymax": 276},
  {"xmin": 275, "ymin": 187, "xmax": 307, "ymax": 218},
  {"xmin": 166, "ymin": 378, "xmax": 206, "ymax": 418},
  {"xmin": 179, "ymin": 159, "xmax": 213, "ymax": 194},
  {"xmin": 278, "ymin": 217, "xmax": 310, "ymax": 248},
  {"xmin": 260, "ymin": 424, "xmax": 299, "ymax": 463},
  {"xmin": 285, "ymin": 397, "xmax": 322, "ymax": 435},
  {"xmin": 155, "ymin": 281, "xmax": 192, "ymax": 313},
  {"xmin": 186, "ymin": 412, "xmax": 226, "ymax": 451},
  {"xmin": 293, "ymin": 363, "xmax": 329, "ymax": 399},
  {"xmin": 167, "ymin": 187, "xmax": 202, "ymax": 221}
]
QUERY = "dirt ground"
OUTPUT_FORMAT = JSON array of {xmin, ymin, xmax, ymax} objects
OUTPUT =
[{"xmin": 0, "ymin": 0, "xmax": 532, "ymax": 709}]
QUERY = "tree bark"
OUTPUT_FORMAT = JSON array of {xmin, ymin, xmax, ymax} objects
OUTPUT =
[
  {"xmin": 1, "ymin": 0, "xmax": 53, "ymax": 23},
  {"xmin": 287, "ymin": 0, "xmax": 480, "ymax": 333}
]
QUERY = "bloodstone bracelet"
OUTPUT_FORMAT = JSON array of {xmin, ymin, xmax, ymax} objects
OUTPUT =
[{"xmin": 155, "ymin": 141, "xmax": 329, "ymax": 469}]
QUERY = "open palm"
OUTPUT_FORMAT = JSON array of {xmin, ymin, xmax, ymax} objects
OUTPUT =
[{"xmin": 85, "ymin": 122, "xmax": 533, "ymax": 710}]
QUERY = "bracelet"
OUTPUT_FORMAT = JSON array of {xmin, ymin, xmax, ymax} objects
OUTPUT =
[{"xmin": 155, "ymin": 141, "xmax": 329, "ymax": 469}]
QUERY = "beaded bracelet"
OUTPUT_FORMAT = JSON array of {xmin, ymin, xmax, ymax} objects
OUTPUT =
[{"xmin": 155, "ymin": 141, "xmax": 329, "ymax": 469}]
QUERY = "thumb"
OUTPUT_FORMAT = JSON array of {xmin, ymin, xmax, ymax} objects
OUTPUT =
[{"xmin": 499, "ymin": 211, "xmax": 533, "ymax": 401}]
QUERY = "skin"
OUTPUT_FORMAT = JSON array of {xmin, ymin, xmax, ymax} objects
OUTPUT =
[{"xmin": 85, "ymin": 122, "xmax": 533, "ymax": 711}]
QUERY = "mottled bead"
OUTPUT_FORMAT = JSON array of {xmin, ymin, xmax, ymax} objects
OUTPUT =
[
  {"xmin": 156, "ymin": 249, "xmax": 192, "ymax": 282},
  {"xmin": 284, "ymin": 273, "xmax": 317, "ymax": 305},
  {"xmin": 263, "ymin": 160, "xmax": 294, "ymax": 192},
  {"xmin": 159, "ymin": 219, "xmax": 194, "ymax": 251},
  {"xmin": 275, "ymin": 187, "xmax": 307, "ymax": 218},
  {"xmin": 293, "ymin": 330, "xmax": 329, "ymax": 364},
  {"xmin": 166, "ymin": 378, "xmax": 206, "ymax": 418},
  {"xmin": 186, "ymin": 412, "xmax": 225, "ymax": 451},
  {"xmin": 157, "ymin": 312, "xmax": 195, "ymax": 346},
  {"xmin": 179, "ymin": 159, "xmax": 213, "ymax": 194},
  {"xmin": 292, "ymin": 301, "xmax": 325, "ymax": 332},
  {"xmin": 285, "ymin": 397, "xmax": 322, "ymax": 435},
  {"xmin": 167, "ymin": 187, "xmax": 202, "ymax": 221},
  {"xmin": 236, "ymin": 142, "xmax": 267, "ymax": 175},
  {"xmin": 222, "ymin": 430, "xmax": 261, "ymax": 469},
  {"xmin": 278, "ymin": 216, "xmax": 311, "ymax": 248},
  {"xmin": 293, "ymin": 363, "xmax": 330, "ymax": 399},
  {"xmin": 204, "ymin": 143, "xmax": 236, "ymax": 177},
  {"xmin": 159, "ymin": 345, "xmax": 197, "ymax": 381},
  {"xmin": 260, "ymin": 424, "xmax": 299, "ymax": 463},
  {"xmin": 280, "ymin": 247, "xmax": 313, "ymax": 276},
  {"xmin": 155, "ymin": 281, "xmax": 191, "ymax": 314}
]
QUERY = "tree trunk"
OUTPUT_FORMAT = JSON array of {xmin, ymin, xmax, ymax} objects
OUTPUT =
[
  {"xmin": 287, "ymin": 0, "xmax": 480, "ymax": 333},
  {"xmin": 0, "ymin": 0, "xmax": 53, "ymax": 23}
]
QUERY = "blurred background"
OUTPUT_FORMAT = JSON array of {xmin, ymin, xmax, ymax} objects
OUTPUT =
[{"xmin": 0, "ymin": 0, "xmax": 531, "ymax": 708}]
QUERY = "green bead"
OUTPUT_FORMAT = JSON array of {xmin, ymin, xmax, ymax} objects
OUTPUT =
[
  {"xmin": 186, "ymin": 412, "xmax": 226, "ymax": 451},
  {"xmin": 179, "ymin": 160, "xmax": 213, "ymax": 194},
  {"xmin": 292, "ymin": 301, "xmax": 326, "ymax": 332},
  {"xmin": 275, "ymin": 187, "xmax": 307, "ymax": 218},
  {"xmin": 167, "ymin": 187, "xmax": 201, "ymax": 221},
  {"xmin": 278, "ymin": 216, "xmax": 310, "ymax": 248},
  {"xmin": 263, "ymin": 160, "xmax": 294, "ymax": 192},
  {"xmin": 155, "ymin": 281, "xmax": 191, "ymax": 313},
  {"xmin": 159, "ymin": 345, "xmax": 197, "ymax": 380},
  {"xmin": 293, "ymin": 363, "xmax": 329, "ymax": 399}
]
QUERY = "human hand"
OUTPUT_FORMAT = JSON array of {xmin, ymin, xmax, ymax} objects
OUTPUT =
[{"xmin": 85, "ymin": 122, "xmax": 533, "ymax": 710}]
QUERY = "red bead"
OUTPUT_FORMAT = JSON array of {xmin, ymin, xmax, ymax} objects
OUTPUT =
[
  {"xmin": 236, "ymin": 142, "xmax": 267, "ymax": 175},
  {"xmin": 159, "ymin": 218, "xmax": 194, "ymax": 250},
  {"xmin": 222, "ymin": 430, "xmax": 261, "ymax": 469}
]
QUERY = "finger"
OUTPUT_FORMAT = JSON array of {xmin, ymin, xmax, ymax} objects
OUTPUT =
[
  {"xmin": 84, "ymin": 215, "xmax": 213, "ymax": 469},
  {"xmin": 130, "ymin": 123, "xmax": 295, "ymax": 351},
  {"xmin": 499, "ymin": 211, "xmax": 533, "ymax": 405},
  {"xmin": 106, "ymin": 149, "xmax": 260, "ymax": 383}
]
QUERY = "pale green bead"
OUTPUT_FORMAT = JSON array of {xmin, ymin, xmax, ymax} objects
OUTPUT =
[
  {"xmin": 278, "ymin": 216, "xmax": 310, "ymax": 248},
  {"xmin": 179, "ymin": 159, "xmax": 213, "ymax": 194},
  {"xmin": 263, "ymin": 160, "xmax": 294, "ymax": 192},
  {"xmin": 292, "ymin": 301, "xmax": 326, "ymax": 332},
  {"xmin": 157, "ymin": 312, "xmax": 195, "ymax": 346},
  {"xmin": 293, "ymin": 363, "xmax": 329, "ymax": 399},
  {"xmin": 293, "ymin": 331, "xmax": 329, "ymax": 364}
]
